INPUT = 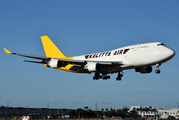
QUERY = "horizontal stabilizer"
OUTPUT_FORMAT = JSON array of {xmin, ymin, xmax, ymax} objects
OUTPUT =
[{"xmin": 22, "ymin": 60, "xmax": 46, "ymax": 64}]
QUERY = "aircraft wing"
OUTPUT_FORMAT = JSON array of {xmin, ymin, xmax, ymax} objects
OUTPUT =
[
  {"xmin": 4, "ymin": 48, "xmax": 48, "ymax": 60},
  {"xmin": 4, "ymin": 48, "xmax": 50, "ymax": 64},
  {"xmin": 4, "ymin": 48, "xmax": 123, "ymax": 71},
  {"xmin": 58, "ymin": 59, "xmax": 123, "ymax": 65}
]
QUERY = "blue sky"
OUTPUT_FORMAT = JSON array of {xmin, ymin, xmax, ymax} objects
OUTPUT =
[{"xmin": 1, "ymin": 0, "xmax": 179, "ymax": 110}]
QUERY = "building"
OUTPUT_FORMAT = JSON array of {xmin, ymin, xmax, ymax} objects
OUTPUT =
[{"xmin": 129, "ymin": 106, "xmax": 179, "ymax": 119}]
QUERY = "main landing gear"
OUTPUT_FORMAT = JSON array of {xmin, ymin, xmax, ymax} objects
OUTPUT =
[
  {"xmin": 116, "ymin": 71, "xmax": 123, "ymax": 81},
  {"xmin": 93, "ymin": 71, "xmax": 124, "ymax": 81},
  {"xmin": 155, "ymin": 64, "xmax": 161, "ymax": 74},
  {"xmin": 93, "ymin": 72, "xmax": 110, "ymax": 80}
]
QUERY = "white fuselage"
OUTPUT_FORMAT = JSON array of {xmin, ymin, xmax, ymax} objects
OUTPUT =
[{"xmin": 73, "ymin": 42, "xmax": 175, "ymax": 72}]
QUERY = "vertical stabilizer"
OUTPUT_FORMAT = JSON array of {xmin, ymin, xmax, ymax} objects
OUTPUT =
[{"xmin": 41, "ymin": 35, "xmax": 70, "ymax": 59}]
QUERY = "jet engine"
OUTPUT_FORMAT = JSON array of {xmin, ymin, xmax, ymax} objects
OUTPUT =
[
  {"xmin": 135, "ymin": 66, "xmax": 152, "ymax": 74},
  {"xmin": 84, "ymin": 63, "xmax": 101, "ymax": 72},
  {"xmin": 46, "ymin": 59, "xmax": 64, "ymax": 68}
]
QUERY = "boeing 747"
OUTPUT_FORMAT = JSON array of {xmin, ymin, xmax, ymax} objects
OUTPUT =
[{"xmin": 4, "ymin": 35, "xmax": 175, "ymax": 81}]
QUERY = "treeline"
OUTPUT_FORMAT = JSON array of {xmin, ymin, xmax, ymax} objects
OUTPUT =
[
  {"xmin": 133, "ymin": 106, "xmax": 157, "ymax": 111},
  {"xmin": 68, "ymin": 107, "xmax": 139, "ymax": 118},
  {"xmin": 69, "ymin": 108, "xmax": 97, "ymax": 118}
]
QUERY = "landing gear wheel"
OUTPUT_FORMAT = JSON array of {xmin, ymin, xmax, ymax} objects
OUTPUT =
[
  {"xmin": 116, "ymin": 71, "xmax": 123, "ymax": 81},
  {"xmin": 155, "ymin": 70, "xmax": 161, "ymax": 74},
  {"xmin": 102, "ymin": 75, "xmax": 110, "ymax": 80},
  {"xmin": 155, "ymin": 64, "xmax": 161, "ymax": 74},
  {"xmin": 116, "ymin": 77, "xmax": 121, "ymax": 81},
  {"xmin": 93, "ymin": 76, "xmax": 99, "ymax": 80},
  {"xmin": 93, "ymin": 72, "xmax": 100, "ymax": 80},
  {"xmin": 93, "ymin": 72, "xmax": 110, "ymax": 80}
]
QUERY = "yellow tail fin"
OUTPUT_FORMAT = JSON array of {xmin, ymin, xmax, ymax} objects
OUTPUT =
[{"xmin": 41, "ymin": 35, "xmax": 72, "ymax": 59}]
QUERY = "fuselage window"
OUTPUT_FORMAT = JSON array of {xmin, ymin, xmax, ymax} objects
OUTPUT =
[
  {"xmin": 123, "ymin": 49, "xmax": 130, "ymax": 54},
  {"xmin": 157, "ymin": 43, "xmax": 165, "ymax": 46}
]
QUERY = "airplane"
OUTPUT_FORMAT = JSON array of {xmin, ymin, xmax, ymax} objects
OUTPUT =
[{"xmin": 4, "ymin": 35, "xmax": 175, "ymax": 81}]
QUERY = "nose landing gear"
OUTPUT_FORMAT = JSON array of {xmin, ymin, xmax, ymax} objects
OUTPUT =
[
  {"xmin": 155, "ymin": 64, "xmax": 161, "ymax": 74},
  {"xmin": 116, "ymin": 71, "xmax": 123, "ymax": 81}
]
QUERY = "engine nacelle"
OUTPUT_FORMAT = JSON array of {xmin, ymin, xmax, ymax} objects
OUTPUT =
[
  {"xmin": 46, "ymin": 59, "xmax": 63, "ymax": 68},
  {"xmin": 135, "ymin": 66, "xmax": 152, "ymax": 74},
  {"xmin": 84, "ymin": 63, "xmax": 101, "ymax": 72}
]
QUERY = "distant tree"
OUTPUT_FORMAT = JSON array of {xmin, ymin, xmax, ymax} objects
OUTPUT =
[
  {"xmin": 69, "ymin": 106, "xmax": 141, "ymax": 119},
  {"xmin": 69, "ymin": 108, "xmax": 97, "ymax": 118},
  {"xmin": 84, "ymin": 106, "xmax": 89, "ymax": 110},
  {"xmin": 1, "ymin": 105, "xmax": 5, "ymax": 108},
  {"xmin": 136, "ymin": 108, "xmax": 140, "ymax": 111},
  {"xmin": 128, "ymin": 111, "xmax": 140, "ymax": 118},
  {"xmin": 103, "ymin": 107, "xmax": 129, "ymax": 118},
  {"xmin": 121, "ymin": 107, "xmax": 129, "ymax": 113},
  {"xmin": 77, "ymin": 108, "xmax": 84, "ymax": 112},
  {"xmin": 68, "ymin": 110, "xmax": 76, "ymax": 118}
]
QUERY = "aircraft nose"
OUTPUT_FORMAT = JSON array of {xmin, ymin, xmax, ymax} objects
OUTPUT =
[
  {"xmin": 167, "ymin": 48, "xmax": 175, "ymax": 58},
  {"xmin": 159, "ymin": 48, "xmax": 175, "ymax": 61}
]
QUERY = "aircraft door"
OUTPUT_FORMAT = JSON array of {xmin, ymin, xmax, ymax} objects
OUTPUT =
[{"xmin": 134, "ymin": 44, "xmax": 139, "ymax": 51}]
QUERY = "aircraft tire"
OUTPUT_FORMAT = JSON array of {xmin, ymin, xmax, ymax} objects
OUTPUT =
[
  {"xmin": 102, "ymin": 76, "xmax": 110, "ymax": 80},
  {"xmin": 155, "ymin": 70, "xmax": 161, "ymax": 74},
  {"xmin": 93, "ymin": 76, "xmax": 99, "ymax": 80},
  {"xmin": 116, "ymin": 77, "xmax": 121, "ymax": 81}
]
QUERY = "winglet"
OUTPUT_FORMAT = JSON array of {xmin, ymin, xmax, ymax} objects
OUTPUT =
[{"xmin": 4, "ymin": 48, "xmax": 12, "ymax": 54}]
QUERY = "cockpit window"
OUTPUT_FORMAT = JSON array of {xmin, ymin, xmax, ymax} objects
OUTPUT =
[{"xmin": 157, "ymin": 43, "xmax": 165, "ymax": 46}]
